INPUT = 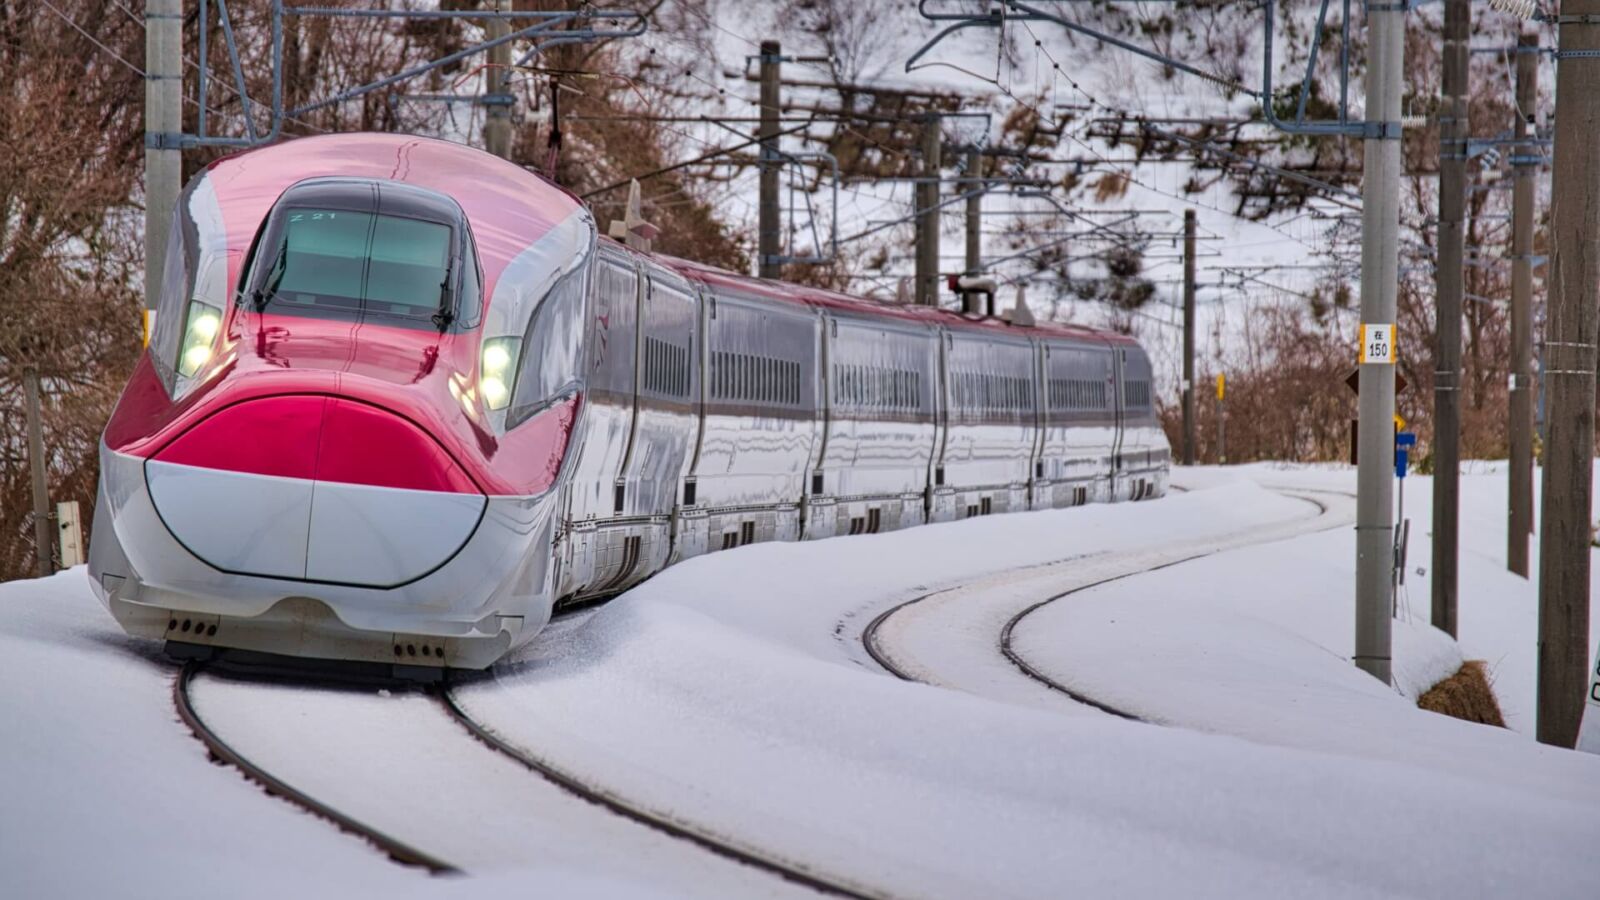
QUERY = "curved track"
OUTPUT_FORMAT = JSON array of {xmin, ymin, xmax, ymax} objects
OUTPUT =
[
  {"xmin": 173, "ymin": 662, "xmax": 457, "ymax": 874},
  {"xmin": 862, "ymin": 489, "xmax": 1347, "ymax": 720},
  {"xmin": 437, "ymin": 686, "xmax": 877, "ymax": 899},
  {"xmin": 999, "ymin": 493, "xmax": 1331, "ymax": 720}
]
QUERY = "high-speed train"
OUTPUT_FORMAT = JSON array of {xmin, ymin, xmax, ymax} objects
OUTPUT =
[{"xmin": 89, "ymin": 133, "xmax": 1169, "ymax": 671}]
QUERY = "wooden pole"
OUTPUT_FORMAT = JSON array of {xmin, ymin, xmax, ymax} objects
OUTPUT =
[
  {"xmin": 1536, "ymin": 5, "xmax": 1600, "ymax": 749},
  {"xmin": 1507, "ymin": 32, "xmax": 1538, "ymax": 577}
]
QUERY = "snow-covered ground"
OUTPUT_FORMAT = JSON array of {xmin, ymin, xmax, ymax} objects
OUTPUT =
[{"xmin": 3, "ymin": 465, "xmax": 1597, "ymax": 898}]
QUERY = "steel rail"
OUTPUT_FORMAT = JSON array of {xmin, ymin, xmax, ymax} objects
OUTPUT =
[
  {"xmin": 173, "ymin": 662, "xmax": 458, "ymax": 875},
  {"xmin": 999, "ymin": 491, "xmax": 1337, "ymax": 718},
  {"xmin": 437, "ymin": 688, "xmax": 880, "ymax": 900},
  {"xmin": 862, "ymin": 490, "xmax": 1343, "ymax": 723}
]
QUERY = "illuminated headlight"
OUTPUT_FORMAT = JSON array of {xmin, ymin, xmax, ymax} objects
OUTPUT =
[
  {"xmin": 177, "ymin": 301, "xmax": 222, "ymax": 377},
  {"xmin": 479, "ymin": 336, "xmax": 521, "ymax": 410}
]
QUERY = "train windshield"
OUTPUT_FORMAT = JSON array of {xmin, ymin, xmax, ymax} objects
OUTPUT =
[
  {"xmin": 250, "ymin": 178, "xmax": 478, "ymax": 331},
  {"xmin": 262, "ymin": 210, "xmax": 450, "ymax": 324}
]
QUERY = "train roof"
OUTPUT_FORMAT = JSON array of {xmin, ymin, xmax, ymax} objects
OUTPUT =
[
  {"xmin": 649, "ymin": 248, "xmax": 1135, "ymax": 346},
  {"xmin": 207, "ymin": 134, "xmax": 1135, "ymax": 348},
  {"xmin": 202, "ymin": 133, "xmax": 585, "ymax": 304}
]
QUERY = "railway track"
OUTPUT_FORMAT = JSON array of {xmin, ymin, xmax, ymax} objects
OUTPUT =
[
  {"xmin": 170, "ymin": 485, "xmax": 1342, "ymax": 894},
  {"xmin": 172, "ymin": 662, "xmax": 457, "ymax": 874},
  {"xmin": 862, "ymin": 489, "xmax": 1346, "ymax": 721},
  {"xmin": 999, "ymin": 492, "xmax": 1335, "ymax": 720},
  {"xmin": 179, "ymin": 661, "xmax": 853, "ymax": 894},
  {"xmin": 437, "ymin": 686, "xmax": 879, "ymax": 899}
]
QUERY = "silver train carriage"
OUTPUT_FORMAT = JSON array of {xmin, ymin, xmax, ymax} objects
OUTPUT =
[{"xmin": 547, "ymin": 237, "xmax": 1170, "ymax": 613}]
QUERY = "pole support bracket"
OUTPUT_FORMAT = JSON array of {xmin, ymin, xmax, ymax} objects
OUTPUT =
[
  {"xmin": 144, "ymin": 131, "xmax": 189, "ymax": 150},
  {"xmin": 1363, "ymin": 120, "xmax": 1405, "ymax": 140}
]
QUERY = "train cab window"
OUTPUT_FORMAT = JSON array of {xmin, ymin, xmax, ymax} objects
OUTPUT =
[
  {"xmin": 149, "ymin": 212, "xmax": 192, "ymax": 392},
  {"xmin": 507, "ymin": 267, "xmax": 586, "ymax": 427},
  {"xmin": 150, "ymin": 172, "xmax": 231, "ymax": 397},
  {"xmin": 246, "ymin": 178, "xmax": 473, "ymax": 332},
  {"xmin": 281, "ymin": 211, "xmax": 450, "ymax": 314}
]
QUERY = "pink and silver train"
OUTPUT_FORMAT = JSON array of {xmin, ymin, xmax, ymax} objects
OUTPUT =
[{"xmin": 89, "ymin": 133, "xmax": 1169, "ymax": 671}]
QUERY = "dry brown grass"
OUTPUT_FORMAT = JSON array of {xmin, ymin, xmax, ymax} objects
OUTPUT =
[{"xmin": 1417, "ymin": 660, "xmax": 1506, "ymax": 728}]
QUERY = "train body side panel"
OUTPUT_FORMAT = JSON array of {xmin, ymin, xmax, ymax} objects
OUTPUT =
[
  {"xmin": 1113, "ymin": 344, "xmax": 1168, "ymax": 501},
  {"xmin": 935, "ymin": 331, "xmax": 1038, "ymax": 519},
  {"xmin": 809, "ymin": 315, "xmax": 939, "ymax": 537},
  {"xmin": 1036, "ymin": 337, "xmax": 1119, "ymax": 507},
  {"xmin": 685, "ymin": 290, "xmax": 819, "ymax": 553}
]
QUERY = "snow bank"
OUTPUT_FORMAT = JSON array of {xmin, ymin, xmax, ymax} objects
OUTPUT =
[
  {"xmin": 7, "ymin": 463, "xmax": 1596, "ymax": 898},
  {"xmin": 1010, "ymin": 521, "xmax": 1597, "ymax": 805},
  {"xmin": 458, "ymin": 474, "xmax": 1600, "ymax": 899},
  {"xmin": 1214, "ymin": 461, "xmax": 1600, "ymax": 737},
  {"xmin": 0, "ymin": 571, "xmax": 742, "ymax": 899},
  {"xmin": 0, "ymin": 570, "xmax": 426, "ymax": 898}
]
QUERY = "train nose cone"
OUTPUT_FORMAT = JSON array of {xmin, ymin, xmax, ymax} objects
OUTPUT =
[{"xmin": 145, "ymin": 395, "xmax": 485, "ymax": 588}]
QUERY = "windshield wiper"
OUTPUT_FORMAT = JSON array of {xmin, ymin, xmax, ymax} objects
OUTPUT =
[
  {"xmin": 251, "ymin": 241, "xmax": 288, "ymax": 310},
  {"xmin": 431, "ymin": 259, "xmax": 456, "ymax": 332}
]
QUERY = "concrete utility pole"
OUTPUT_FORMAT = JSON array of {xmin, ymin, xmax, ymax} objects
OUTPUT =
[
  {"xmin": 482, "ymin": 0, "xmax": 512, "ymax": 160},
  {"xmin": 1507, "ymin": 31, "xmax": 1538, "ymax": 579},
  {"xmin": 963, "ymin": 149, "xmax": 983, "ymax": 314},
  {"xmin": 758, "ymin": 40, "xmax": 782, "ymax": 280},
  {"xmin": 965, "ymin": 149, "xmax": 982, "ymax": 275},
  {"xmin": 1353, "ymin": 2, "xmax": 1405, "ymax": 685},
  {"xmin": 144, "ymin": 0, "xmax": 182, "ymax": 315},
  {"xmin": 1432, "ymin": 0, "xmax": 1469, "ymax": 639},
  {"xmin": 24, "ymin": 369, "xmax": 52, "ymax": 579},
  {"xmin": 915, "ymin": 114, "xmax": 942, "ymax": 306},
  {"xmin": 1182, "ymin": 209, "xmax": 1197, "ymax": 466},
  {"xmin": 1537, "ymin": 7, "xmax": 1599, "ymax": 750}
]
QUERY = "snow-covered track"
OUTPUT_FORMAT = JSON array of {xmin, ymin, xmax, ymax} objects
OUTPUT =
[
  {"xmin": 995, "ymin": 554, "xmax": 1231, "ymax": 722},
  {"xmin": 999, "ymin": 491, "xmax": 1355, "ymax": 718},
  {"xmin": 437, "ymin": 686, "xmax": 878, "ymax": 899},
  {"xmin": 861, "ymin": 489, "xmax": 1350, "ymax": 719},
  {"xmin": 173, "ymin": 662, "xmax": 457, "ymax": 874}
]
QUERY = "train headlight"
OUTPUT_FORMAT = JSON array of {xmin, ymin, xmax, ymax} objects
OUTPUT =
[
  {"xmin": 480, "ymin": 336, "xmax": 521, "ymax": 410},
  {"xmin": 177, "ymin": 301, "xmax": 222, "ymax": 377}
]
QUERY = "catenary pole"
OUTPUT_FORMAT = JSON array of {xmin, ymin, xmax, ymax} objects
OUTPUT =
[
  {"xmin": 1508, "ymin": 31, "xmax": 1538, "ymax": 578},
  {"xmin": 1432, "ymin": 0, "xmax": 1469, "ymax": 637},
  {"xmin": 915, "ymin": 114, "xmax": 942, "ymax": 306},
  {"xmin": 964, "ymin": 148, "xmax": 982, "ymax": 314},
  {"xmin": 1536, "ymin": 5, "xmax": 1599, "ymax": 750},
  {"xmin": 1354, "ymin": 1, "xmax": 1404, "ymax": 685},
  {"xmin": 25, "ymin": 369, "xmax": 53, "ymax": 578},
  {"xmin": 483, "ymin": 0, "xmax": 512, "ymax": 159},
  {"xmin": 964, "ymin": 149, "xmax": 981, "ymax": 274},
  {"xmin": 758, "ymin": 41, "xmax": 781, "ymax": 279},
  {"xmin": 144, "ymin": 0, "xmax": 182, "ymax": 316},
  {"xmin": 1183, "ymin": 209, "xmax": 1197, "ymax": 466}
]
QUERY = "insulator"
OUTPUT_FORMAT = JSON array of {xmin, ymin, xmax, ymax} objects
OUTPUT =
[{"xmin": 1488, "ymin": 0, "xmax": 1541, "ymax": 22}]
